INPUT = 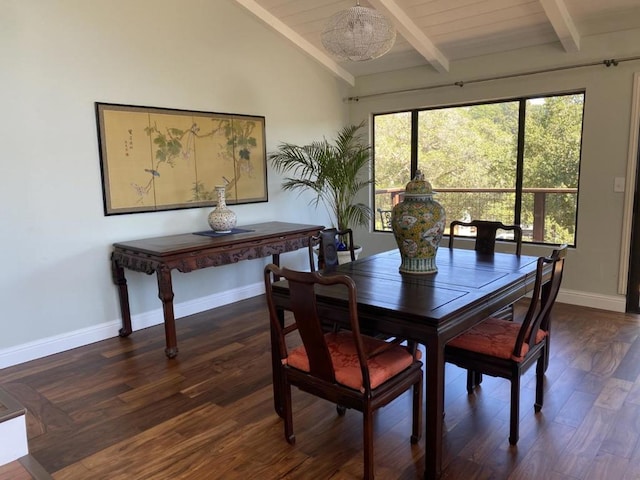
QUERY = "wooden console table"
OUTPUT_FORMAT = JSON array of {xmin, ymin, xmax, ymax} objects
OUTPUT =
[{"xmin": 111, "ymin": 221, "xmax": 323, "ymax": 358}]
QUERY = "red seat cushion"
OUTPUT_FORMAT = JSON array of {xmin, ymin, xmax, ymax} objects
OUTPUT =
[
  {"xmin": 285, "ymin": 331, "xmax": 416, "ymax": 392},
  {"xmin": 447, "ymin": 317, "xmax": 547, "ymax": 362}
]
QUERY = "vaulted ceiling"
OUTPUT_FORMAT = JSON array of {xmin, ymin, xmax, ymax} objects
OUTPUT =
[{"xmin": 234, "ymin": 0, "xmax": 640, "ymax": 85}]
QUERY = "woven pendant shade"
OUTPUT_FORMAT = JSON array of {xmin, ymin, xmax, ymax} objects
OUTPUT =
[{"xmin": 321, "ymin": 3, "xmax": 396, "ymax": 62}]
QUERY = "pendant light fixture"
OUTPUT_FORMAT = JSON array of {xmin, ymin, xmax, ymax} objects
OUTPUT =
[{"xmin": 321, "ymin": 1, "xmax": 396, "ymax": 62}]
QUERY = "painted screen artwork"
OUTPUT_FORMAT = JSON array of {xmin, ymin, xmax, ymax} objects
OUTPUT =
[{"xmin": 96, "ymin": 103, "xmax": 267, "ymax": 215}]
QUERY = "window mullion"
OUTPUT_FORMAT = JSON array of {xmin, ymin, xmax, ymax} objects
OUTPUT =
[
  {"xmin": 514, "ymin": 101, "xmax": 526, "ymax": 226},
  {"xmin": 411, "ymin": 110, "xmax": 418, "ymax": 177}
]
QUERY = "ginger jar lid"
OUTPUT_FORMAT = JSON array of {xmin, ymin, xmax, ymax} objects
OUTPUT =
[{"xmin": 404, "ymin": 170, "xmax": 435, "ymax": 197}]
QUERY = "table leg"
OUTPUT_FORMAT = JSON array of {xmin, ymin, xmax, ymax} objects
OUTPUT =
[
  {"xmin": 424, "ymin": 339, "xmax": 445, "ymax": 480},
  {"xmin": 156, "ymin": 266, "xmax": 178, "ymax": 358},
  {"xmin": 271, "ymin": 253, "xmax": 281, "ymax": 280},
  {"xmin": 111, "ymin": 256, "xmax": 132, "ymax": 337}
]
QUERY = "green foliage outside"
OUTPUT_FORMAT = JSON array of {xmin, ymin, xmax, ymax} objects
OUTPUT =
[{"xmin": 373, "ymin": 94, "xmax": 583, "ymax": 245}]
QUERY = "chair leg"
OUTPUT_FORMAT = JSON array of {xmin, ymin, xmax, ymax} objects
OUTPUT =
[
  {"xmin": 466, "ymin": 370, "xmax": 475, "ymax": 394},
  {"xmin": 363, "ymin": 406, "xmax": 374, "ymax": 480},
  {"xmin": 411, "ymin": 376, "xmax": 423, "ymax": 444},
  {"xmin": 544, "ymin": 333, "xmax": 551, "ymax": 372},
  {"xmin": 509, "ymin": 375, "xmax": 521, "ymax": 445},
  {"xmin": 336, "ymin": 404, "xmax": 346, "ymax": 416},
  {"xmin": 283, "ymin": 380, "xmax": 295, "ymax": 444},
  {"xmin": 535, "ymin": 355, "xmax": 545, "ymax": 412},
  {"xmin": 466, "ymin": 370, "xmax": 483, "ymax": 393}
]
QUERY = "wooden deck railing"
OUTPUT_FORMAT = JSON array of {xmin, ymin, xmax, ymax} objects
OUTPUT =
[{"xmin": 375, "ymin": 187, "xmax": 577, "ymax": 243}]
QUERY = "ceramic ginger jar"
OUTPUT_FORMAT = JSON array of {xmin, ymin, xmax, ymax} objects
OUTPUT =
[
  {"xmin": 391, "ymin": 170, "xmax": 446, "ymax": 274},
  {"xmin": 208, "ymin": 185, "xmax": 237, "ymax": 233}
]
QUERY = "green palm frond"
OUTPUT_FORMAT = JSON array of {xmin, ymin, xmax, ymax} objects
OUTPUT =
[{"xmin": 268, "ymin": 122, "xmax": 373, "ymax": 232}]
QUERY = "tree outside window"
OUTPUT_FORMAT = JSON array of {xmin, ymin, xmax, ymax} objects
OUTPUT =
[{"xmin": 373, "ymin": 93, "xmax": 584, "ymax": 246}]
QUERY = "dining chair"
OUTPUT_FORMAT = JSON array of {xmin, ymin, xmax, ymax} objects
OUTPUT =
[
  {"xmin": 263, "ymin": 264, "xmax": 423, "ymax": 480},
  {"xmin": 376, "ymin": 208, "xmax": 393, "ymax": 231},
  {"xmin": 444, "ymin": 244, "xmax": 567, "ymax": 446},
  {"xmin": 448, "ymin": 219, "xmax": 523, "ymax": 255},
  {"xmin": 449, "ymin": 220, "xmax": 524, "ymax": 333},
  {"xmin": 308, "ymin": 228, "xmax": 355, "ymax": 272}
]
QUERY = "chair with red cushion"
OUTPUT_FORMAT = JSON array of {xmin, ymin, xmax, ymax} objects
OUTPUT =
[
  {"xmin": 444, "ymin": 244, "xmax": 567, "ymax": 445},
  {"xmin": 264, "ymin": 264, "xmax": 423, "ymax": 480},
  {"xmin": 448, "ymin": 220, "xmax": 525, "ymax": 388}
]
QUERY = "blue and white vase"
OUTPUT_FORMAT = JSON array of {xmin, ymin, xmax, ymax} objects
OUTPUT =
[{"xmin": 208, "ymin": 185, "xmax": 237, "ymax": 233}]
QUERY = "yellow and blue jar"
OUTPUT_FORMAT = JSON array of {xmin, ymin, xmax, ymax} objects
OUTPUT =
[{"xmin": 391, "ymin": 170, "xmax": 446, "ymax": 274}]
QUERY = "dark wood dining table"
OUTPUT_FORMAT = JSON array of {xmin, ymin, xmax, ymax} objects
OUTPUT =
[{"xmin": 269, "ymin": 247, "xmax": 549, "ymax": 480}]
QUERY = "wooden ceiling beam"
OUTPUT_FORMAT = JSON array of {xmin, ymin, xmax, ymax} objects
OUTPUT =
[
  {"xmin": 539, "ymin": 0, "xmax": 581, "ymax": 52},
  {"xmin": 233, "ymin": 0, "xmax": 355, "ymax": 86},
  {"xmin": 370, "ymin": 0, "xmax": 450, "ymax": 73}
]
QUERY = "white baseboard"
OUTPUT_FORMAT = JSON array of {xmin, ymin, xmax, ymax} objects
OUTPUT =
[
  {"xmin": 557, "ymin": 288, "xmax": 626, "ymax": 312},
  {"xmin": 0, "ymin": 284, "xmax": 625, "ymax": 369},
  {"xmin": 0, "ymin": 282, "xmax": 264, "ymax": 370},
  {"xmin": 130, "ymin": 281, "xmax": 264, "ymax": 331}
]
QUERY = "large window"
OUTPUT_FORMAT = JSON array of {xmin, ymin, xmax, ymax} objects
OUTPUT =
[{"xmin": 373, "ymin": 93, "xmax": 584, "ymax": 246}]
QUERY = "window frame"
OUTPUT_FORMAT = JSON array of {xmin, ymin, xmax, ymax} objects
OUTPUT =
[{"xmin": 371, "ymin": 91, "xmax": 585, "ymax": 247}]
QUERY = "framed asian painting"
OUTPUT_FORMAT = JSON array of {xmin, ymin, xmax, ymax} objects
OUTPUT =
[{"xmin": 95, "ymin": 102, "xmax": 268, "ymax": 215}]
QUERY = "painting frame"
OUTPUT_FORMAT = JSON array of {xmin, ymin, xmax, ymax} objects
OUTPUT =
[{"xmin": 95, "ymin": 102, "xmax": 268, "ymax": 215}]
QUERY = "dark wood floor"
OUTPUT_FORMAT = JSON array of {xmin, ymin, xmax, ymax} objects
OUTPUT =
[{"xmin": 2, "ymin": 296, "xmax": 640, "ymax": 479}]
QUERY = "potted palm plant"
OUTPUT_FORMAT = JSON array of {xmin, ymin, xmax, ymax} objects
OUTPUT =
[{"xmin": 268, "ymin": 122, "xmax": 373, "ymax": 258}]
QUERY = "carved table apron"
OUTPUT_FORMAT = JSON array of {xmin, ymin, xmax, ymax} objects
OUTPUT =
[{"xmin": 111, "ymin": 221, "xmax": 323, "ymax": 358}]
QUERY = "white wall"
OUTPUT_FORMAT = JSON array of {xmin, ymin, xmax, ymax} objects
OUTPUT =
[
  {"xmin": 347, "ymin": 29, "xmax": 640, "ymax": 312},
  {"xmin": 0, "ymin": 0, "xmax": 347, "ymax": 367},
  {"xmin": 4, "ymin": 0, "xmax": 639, "ymax": 369}
]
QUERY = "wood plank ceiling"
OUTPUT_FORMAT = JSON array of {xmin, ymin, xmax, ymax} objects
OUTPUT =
[{"xmin": 234, "ymin": 0, "xmax": 640, "ymax": 85}]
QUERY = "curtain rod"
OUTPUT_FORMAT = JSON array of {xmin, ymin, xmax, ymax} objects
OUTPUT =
[{"xmin": 345, "ymin": 55, "xmax": 640, "ymax": 103}]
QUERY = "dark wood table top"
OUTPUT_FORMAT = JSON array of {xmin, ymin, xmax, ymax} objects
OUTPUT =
[
  {"xmin": 284, "ymin": 248, "xmax": 541, "ymax": 337},
  {"xmin": 113, "ymin": 221, "xmax": 324, "ymax": 257}
]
